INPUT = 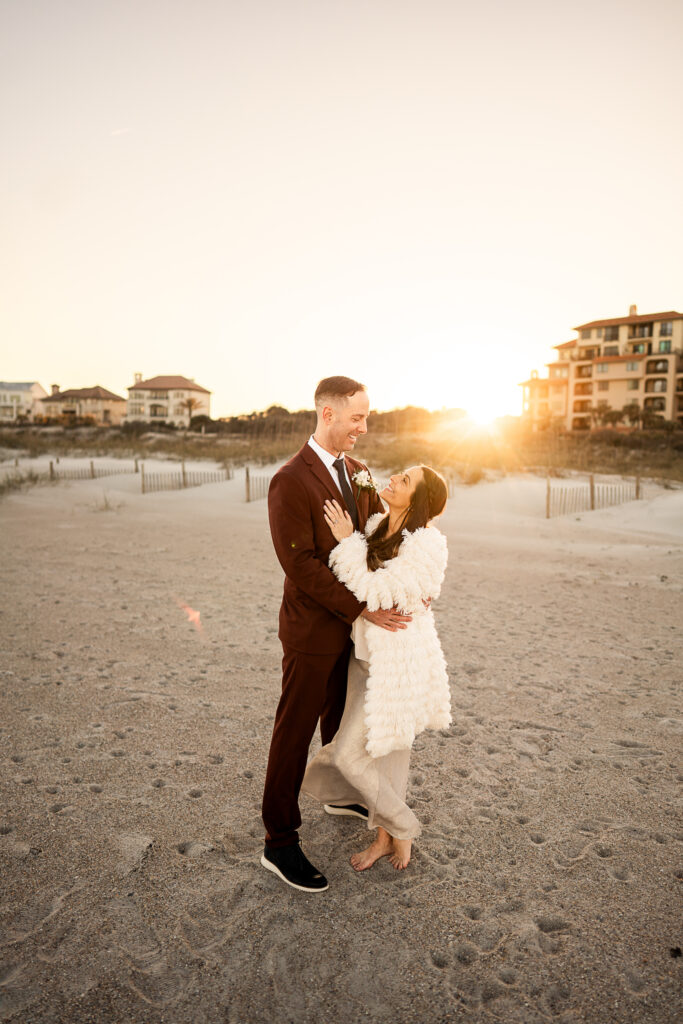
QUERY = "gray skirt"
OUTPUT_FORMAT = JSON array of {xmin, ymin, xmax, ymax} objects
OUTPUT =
[{"xmin": 302, "ymin": 650, "xmax": 421, "ymax": 840}]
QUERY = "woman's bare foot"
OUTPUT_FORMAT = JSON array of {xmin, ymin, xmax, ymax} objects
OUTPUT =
[
  {"xmin": 350, "ymin": 827, "xmax": 393, "ymax": 871},
  {"xmin": 389, "ymin": 837, "xmax": 412, "ymax": 870}
]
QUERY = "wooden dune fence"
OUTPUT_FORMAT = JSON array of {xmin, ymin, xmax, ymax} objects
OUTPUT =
[
  {"xmin": 47, "ymin": 459, "xmax": 140, "ymax": 481},
  {"xmin": 141, "ymin": 464, "xmax": 232, "ymax": 495},
  {"xmin": 245, "ymin": 467, "xmax": 272, "ymax": 502},
  {"xmin": 546, "ymin": 474, "xmax": 641, "ymax": 518}
]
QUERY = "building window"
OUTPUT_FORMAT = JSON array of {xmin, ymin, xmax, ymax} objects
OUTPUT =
[
  {"xmin": 598, "ymin": 381, "xmax": 609, "ymax": 391},
  {"xmin": 603, "ymin": 345, "xmax": 619, "ymax": 356},
  {"xmin": 575, "ymin": 383, "xmax": 592, "ymax": 395},
  {"xmin": 629, "ymin": 323, "xmax": 653, "ymax": 339},
  {"xmin": 659, "ymin": 321, "xmax": 673, "ymax": 336},
  {"xmin": 581, "ymin": 329, "xmax": 591, "ymax": 339},
  {"xmin": 626, "ymin": 361, "xmax": 639, "ymax": 371},
  {"xmin": 646, "ymin": 359, "xmax": 668, "ymax": 374},
  {"xmin": 645, "ymin": 379, "xmax": 667, "ymax": 393},
  {"xmin": 604, "ymin": 326, "xmax": 619, "ymax": 341},
  {"xmin": 627, "ymin": 380, "xmax": 639, "ymax": 391},
  {"xmin": 658, "ymin": 340, "xmax": 671, "ymax": 353},
  {"xmin": 596, "ymin": 363, "xmax": 609, "ymax": 374},
  {"xmin": 596, "ymin": 328, "xmax": 603, "ymax": 337},
  {"xmin": 631, "ymin": 343, "xmax": 646, "ymax": 354}
]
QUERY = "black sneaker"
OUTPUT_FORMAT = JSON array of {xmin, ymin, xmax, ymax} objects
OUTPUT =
[
  {"xmin": 324, "ymin": 803, "xmax": 369, "ymax": 820},
  {"xmin": 260, "ymin": 843, "xmax": 329, "ymax": 892}
]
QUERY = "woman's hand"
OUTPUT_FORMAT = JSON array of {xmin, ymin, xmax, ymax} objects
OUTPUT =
[{"xmin": 323, "ymin": 499, "xmax": 354, "ymax": 541}]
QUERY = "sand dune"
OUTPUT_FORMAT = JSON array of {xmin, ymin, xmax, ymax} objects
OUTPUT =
[{"xmin": 0, "ymin": 465, "xmax": 681, "ymax": 1023}]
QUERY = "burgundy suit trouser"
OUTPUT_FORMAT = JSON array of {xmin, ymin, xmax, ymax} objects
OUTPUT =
[{"xmin": 262, "ymin": 640, "xmax": 352, "ymax": 848}]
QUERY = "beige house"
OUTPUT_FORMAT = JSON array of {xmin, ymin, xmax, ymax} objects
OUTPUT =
[
  {"xmin": 521, "ymin": 306, "xmax": 683, "ymax": 430},
  {"xmin": 41, "ymin": 385, "xmax": 126, "ymax": 425},
  {"xmin": 0, "ymin": 381, "xmax": 48, "ymax": 422},
  {"xmin": 125, "ymin": 375, "xmax": 211, "ymax": 427}
]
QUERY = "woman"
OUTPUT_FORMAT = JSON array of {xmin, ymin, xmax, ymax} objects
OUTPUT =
[{"xmin": 302, "ymin": 465, "xmax": 450, "ymax": 872}]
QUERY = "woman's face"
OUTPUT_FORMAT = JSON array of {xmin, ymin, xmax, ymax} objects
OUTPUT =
[{"xmin": 380, "ymin": 466, "xmax": 423, "ymax": 511}]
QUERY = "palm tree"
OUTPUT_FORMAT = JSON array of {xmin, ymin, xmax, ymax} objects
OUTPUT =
[{"xmin": 182, "ymin": 396, "xmax": 204, "ymax": 426}]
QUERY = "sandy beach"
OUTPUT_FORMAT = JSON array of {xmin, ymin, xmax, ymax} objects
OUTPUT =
[{"xmin": 1, "ymin": 461, "xmax": 681, "ymax": 1023}]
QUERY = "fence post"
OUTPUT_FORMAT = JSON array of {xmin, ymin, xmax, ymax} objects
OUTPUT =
[
  {"xmin": 141, "ymin": 465, "xmax": 146, "ymax": 495},
  {"xmin": 181, "ymin": 460, "xmax": 187, "ymax": 488},
  {"xmin": 49, "ymin": 460, "xmax": 55, "ymax": 480},
  {"xmin": 245, "ymin": 466, "xmax": 251, "ymax": 503},
  {"xmin": 134, "ymin": 458, "xmax": 139, "ymax": 474},
  {"xmin": 545, "ymin": 476, "xmax": 550, "ymax": 519},
  {"xmin": 635, "ymin": 475, "xmax": 641, "ymax": 500},
  {"xmin": 90, "ymin": 460, "xmax": 95, "ymax": 479},
  {"xmin": 589, "ymin": 474, "xmax": 595, "ymax": 510}
]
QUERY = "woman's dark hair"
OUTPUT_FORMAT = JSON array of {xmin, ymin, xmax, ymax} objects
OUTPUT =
[{"xmin": 366, "ymin": 465, "xmax": 447, "ymax": 571}]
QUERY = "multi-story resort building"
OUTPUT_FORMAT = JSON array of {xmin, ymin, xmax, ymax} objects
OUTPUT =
[
  {"xmin": 0, "ymin": 382, "xmax": 48, "ymax": 422},
  {"xmin": 125, "ymin": 375, "xmax": 211, "ymax": 428},
  {"xmin": 521, "ymin": 306, "xmax": 683, "ymax": 430},
  {"xmin": 42, "ymin": 385, "xmax": 127, "ymax": 425}
]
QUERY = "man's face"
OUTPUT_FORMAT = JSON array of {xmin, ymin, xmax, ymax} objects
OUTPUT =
[{"xmin": 327, "ymin": 391, "xmax": 370, "ymax": 453}]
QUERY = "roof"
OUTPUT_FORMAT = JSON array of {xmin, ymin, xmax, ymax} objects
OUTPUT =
[
  {"xmin": 553, "ymin": 340, "xmax": 577, "ymax": 350},
  {"xmin": 128, "ymin": 375, "xmax": 210, "ymax": 394},
  {"xmin": 0, "ymin": 381, "xmax": 41, "ymax": 390},
  {"xmin": 574, "ymin": 310, "xmax": 682, "ymax": 330},
  {"xmin": 43, "ymin": 386, "xmax": 125, "ymax": 402}
]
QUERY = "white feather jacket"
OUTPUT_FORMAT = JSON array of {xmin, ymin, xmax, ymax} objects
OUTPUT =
[{"xmin": 329, "ymin": 513, "xmax": 451, "ymax": 757}]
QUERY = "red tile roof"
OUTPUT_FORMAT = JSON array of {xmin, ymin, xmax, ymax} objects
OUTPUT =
[
  {"xmin": 128, "ymin": 375, "xmax": 210, "ymax": 394},
  {"xmin": 554, "ymin": 340, "xmax": 577, "ymax": 349},
  {"xmin": 43, "ymin": 386, "xmax": 125, "ymax": 402},
  {"xmin": 573, "ymin": 311, "xmax": 682, "ymax": 330}
]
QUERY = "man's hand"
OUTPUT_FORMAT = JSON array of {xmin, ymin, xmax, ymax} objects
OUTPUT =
[{"xmin": 361, "ymin": 607, "xmax": 412, "ymax": 632}]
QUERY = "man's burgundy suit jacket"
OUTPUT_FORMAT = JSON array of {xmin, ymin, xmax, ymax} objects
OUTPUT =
[{"xmin": 268, "ymin": 443, "xmax": 385, "ymax": 655}]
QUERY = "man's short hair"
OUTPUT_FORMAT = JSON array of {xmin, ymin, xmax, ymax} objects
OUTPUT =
[{"xmin": 314, "ymin": 376, "xmax": 366, "ymax": 410}]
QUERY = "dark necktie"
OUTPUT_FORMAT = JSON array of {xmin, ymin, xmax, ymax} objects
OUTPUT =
[{"xmin": 332, "ymin": 457, "xmax": 358, "ymax": 529}]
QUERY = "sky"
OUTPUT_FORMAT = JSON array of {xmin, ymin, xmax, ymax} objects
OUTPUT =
[{"xmin": 1, "ymin": 0, "xmax": 682, "ymax": 421}]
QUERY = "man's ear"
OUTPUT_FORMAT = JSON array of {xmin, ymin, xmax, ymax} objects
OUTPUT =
[{"xmin": 322, "ymin": 405, "xmax": 334, "ymax": 424}]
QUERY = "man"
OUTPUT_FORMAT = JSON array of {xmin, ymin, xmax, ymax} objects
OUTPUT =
[{"xmin": 261, "ymin": 376, "xmax": 411, "ymax": 892}]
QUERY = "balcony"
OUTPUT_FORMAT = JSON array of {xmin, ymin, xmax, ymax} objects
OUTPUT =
[
  {"xmin": 644, "ymin": 379, "xmax": 667, "ymax": 393},
  {"xmin": 574, "ymin": 383, "xmax": 593, "ymax": 395},
  {"xmin": 576, "ymin": 366, "xmax": 592, "ymax": 378},
  {"xmin": 628, "ymin": 324, "xmax": 653, "ymax": 339},
  {"xmin": 646, "ymin": 359, "xmax": 669, "ymax": 374},
  {"xmin": 573, "ymin": 400, "xmax": 592, "ymax": 413},
  {"xmin": 643, "ymin": 397, "xmax": 665, "ymax": 411}
]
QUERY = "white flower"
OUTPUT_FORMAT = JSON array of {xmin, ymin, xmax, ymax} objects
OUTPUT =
[{"xmin": 352, "ymin": 469, "xmax": 378, "ymax": 492}]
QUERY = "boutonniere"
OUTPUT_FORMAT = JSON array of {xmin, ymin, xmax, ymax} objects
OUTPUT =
[{"xmin": 352, "ymin": 469, "xmax": 379, "ymax": 493}]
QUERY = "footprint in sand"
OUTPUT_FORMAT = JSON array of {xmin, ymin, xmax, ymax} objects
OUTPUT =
[
  {"xmin": 534, "ymin": 915, "xmax": 572, "ymax": 955},
  {"xmin": 622, "ymin": 967, "xmax": 648, "ymax": 995},
  {"xmin": 107, "ymin": 896, "xmax": 186, "ymax": 1008}
]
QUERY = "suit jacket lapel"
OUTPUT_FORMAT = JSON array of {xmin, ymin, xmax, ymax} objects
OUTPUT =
[{"xmin": 301, "ymin": 443, "xmax": 345, "ymax": 502}]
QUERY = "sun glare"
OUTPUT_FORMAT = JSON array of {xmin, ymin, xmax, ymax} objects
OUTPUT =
[{"xmin": 463, "ymin": 398, "xmax": 501, "ymax": 428}]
